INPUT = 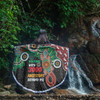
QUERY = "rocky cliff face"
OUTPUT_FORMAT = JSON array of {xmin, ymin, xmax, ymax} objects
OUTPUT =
[
  {"xmin": 83, "ymin": 38, "xmax": 100, "ymax": 85},
  {"xmin": 53, "ymin": 17, "xmax": 100, "ymax": 89},
  {"xmin": 61, "ymin": 17, "xmax": 100, "ymax": 88}
]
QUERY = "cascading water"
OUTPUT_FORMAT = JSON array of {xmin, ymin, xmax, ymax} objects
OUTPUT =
[
  {"xmin": 67, "ymin": 55, "xmax": 100, "ymax": 94},
  {"xmin": 92, "ymin": 21, "xmax": 100, "ymax": 38}
]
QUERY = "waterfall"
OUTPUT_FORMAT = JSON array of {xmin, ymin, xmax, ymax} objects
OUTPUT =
[
  {"xmin": 92, "ymin": 21, "xmax": 100, "ymax": 38},
  {"xmin": 67, "ymin": 55, "xmax": 100, "ymax": 94}
]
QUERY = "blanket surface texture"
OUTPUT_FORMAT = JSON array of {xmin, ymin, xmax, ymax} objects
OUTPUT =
[{"xmin": 12, "ymin": 43, "xmax": 69, "ymax": 93}]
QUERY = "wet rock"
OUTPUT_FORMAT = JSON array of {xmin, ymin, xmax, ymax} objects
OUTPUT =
[
  {"xmin": 0, "ymin": 88, "xmax": 5, "ymax": 92},
  {"xmin": 0, "ymin": 93, "xmax": 100, "ymax": 100},
  {"xmin": 81, "ymin": 53, "xmax": 100, "ymax": 84},
  {"xmin": 92, "ymin": 20, "xmax": 100, "ymax": 37},
  {"xmin": 87, "ymin": 38, "xmax": 100, "ymax": 54},
  {"xmin": 0, "ymin": 91, "xmax": 10, "ymax": 95},
  {"xmin": 9, "ymin": 90, "xmax": 17, "ymax": 95},
  {"xmin": 96, "ymin": 21, "xmax": 100, "ymax": 29},
  {"xmin": 4, "ymin": 85, "xmax": 11, "ymax": 90}
]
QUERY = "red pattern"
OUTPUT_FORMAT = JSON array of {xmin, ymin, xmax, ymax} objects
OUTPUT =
[
  {"xmin": 46, "ymin": 72, "xmax": 56, "ymax": 87},
  {"xmin": 28, "ymin": 67, "xmax": 42, "ymax": 72},
  {"xmin": 46, "ymin": 44, "xmax": 69, "ymax": 71}
]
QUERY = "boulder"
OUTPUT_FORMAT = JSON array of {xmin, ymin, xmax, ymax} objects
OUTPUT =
[
  {"xmin": 96, "ymin": 21, "xmax": 100, "ymax": 29},
  {"xmin": 80, "ymin": 53, "xmax": 100, "ymax": 85},
  {"xmin": 0, "ymin": 91, "xmax": 10, "ymax": 95},
  {"xmin": 87, "ymin": 38, "xmax": 100, "ymax": 54},
  {"xmin": 4, "ymin": 85, "xmax": 11, "ymax": 90},
  {"xmin": 0, "ymin": 88, "xmax": 5, "ymax": 92}
]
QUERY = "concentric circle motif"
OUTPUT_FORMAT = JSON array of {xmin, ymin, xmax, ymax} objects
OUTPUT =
[
  {"xmin": 53, "ymin": 59, "xmax": 61, "ymax": 68},
  {"xmin": 37, "ymin": 63, "xmax": 41, "ymax": 67},
  {"xmin": 43, "ymin": 61, "xmax": 50, "ymax": 69},
  {"xmin": 31, "ymin": 44, "xmax": 37, "ymax": 49},
  {"xmin": 28, "ymin": 44, "xmax": 39, "ymax": 52},
  {"xmin": 21, "ymin": 52, "xmax": 29, "ymax": 61}
]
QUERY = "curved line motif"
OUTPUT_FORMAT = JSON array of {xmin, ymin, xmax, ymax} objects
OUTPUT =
[
  {"xmin": 28, "ymin": 44, "xmax": 39, "ymax": 52},
  {"xmin": 12, "ymin": 71, "xmax": 67, "ymax": 93},
  {"xmin": 46, "ymin": 72, "xmax": 56, "ymax": 87}
]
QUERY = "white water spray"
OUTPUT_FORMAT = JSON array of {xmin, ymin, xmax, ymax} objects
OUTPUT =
[
  {"xmin": 92, "ymin": 21, "xmax": 100, "ymax": 38},
  {"xmin": 67, "ymin": 55, "xmax": 99, "ymax": 94}
]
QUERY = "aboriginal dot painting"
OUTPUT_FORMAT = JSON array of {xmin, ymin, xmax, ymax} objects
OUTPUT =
[{"xmin": 12, "ymin": 44, "xmax": 69, "ymax": 93}]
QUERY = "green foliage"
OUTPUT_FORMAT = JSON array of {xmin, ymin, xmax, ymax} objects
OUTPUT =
[
  {"xmin": 79, "ymin": 0, "xmax": 99, "ymax": 14},
  {"xmin": 26, "ymin": 0, "xmax": 98, "ymax": 28},
  {"xmin": 18, "ymin": 13, "xmax": 55, "ymax": 42},
  {"xmin": 0, "ymin": 57, "xmax": 9, "ymax": 70},
  {"xmin": 56, "ymin": 0, "xmax": 83, "ymax": 28},
  {"xmin": 56, "ymin": 0, "xmax": 98, "ymax": 28},
  {"xmin": 0, "ymin": 0, "xmax": 99, "ymax": 70},
  {"xmin": 0, "ymin": 0, "xmax": 20, "ymax": 69}
]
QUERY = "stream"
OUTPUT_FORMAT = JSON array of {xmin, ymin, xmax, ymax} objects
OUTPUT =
[{"xmin": 66, "ymin": 55, "xmax": 100, "ymax": 94}]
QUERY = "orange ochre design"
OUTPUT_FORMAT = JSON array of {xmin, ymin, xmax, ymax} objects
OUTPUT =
[{"xmin": 28, "ymin": 74, "xmax": 44, "ymax": 78}]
